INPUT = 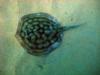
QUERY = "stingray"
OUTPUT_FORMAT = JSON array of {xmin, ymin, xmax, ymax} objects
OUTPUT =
[{"xmin": 15, "ymin": 12, "xmax": 83, "ymax": 69}]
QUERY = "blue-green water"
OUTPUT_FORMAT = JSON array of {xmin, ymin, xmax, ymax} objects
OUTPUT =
[{"xmin": 0, "ymin": 0, "xmax": 100, "ymax": 75}]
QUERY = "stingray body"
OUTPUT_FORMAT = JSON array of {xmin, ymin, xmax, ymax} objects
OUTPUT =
[{"xmin": 16, "ymin": 12, "xmax": 80, "ymax": 56}]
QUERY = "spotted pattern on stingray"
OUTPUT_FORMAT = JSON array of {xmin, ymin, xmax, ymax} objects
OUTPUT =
[{"xmin": 16, "ymin": 12, "xmax": 65, "ymax": 56}]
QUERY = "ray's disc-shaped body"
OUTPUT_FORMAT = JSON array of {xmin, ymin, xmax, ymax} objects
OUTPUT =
[{"xmin": 15, "ymin": 12, "xmax": 80, "ymax": 56}]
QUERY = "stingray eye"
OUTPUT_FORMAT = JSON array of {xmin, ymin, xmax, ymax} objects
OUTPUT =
[{"xmin": 15, "ymin": 12, "xmax": 63, "ymax": 56}]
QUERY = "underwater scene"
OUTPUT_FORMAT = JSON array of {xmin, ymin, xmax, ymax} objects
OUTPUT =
[{"xmin": 0, "ymin": 0, "xmax": 99, "ymax": 75}]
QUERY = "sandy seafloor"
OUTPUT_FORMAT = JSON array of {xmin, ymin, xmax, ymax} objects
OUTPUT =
[{"xmin": 0, "ymin": 0, "xmax": 100, "ymax": 75}]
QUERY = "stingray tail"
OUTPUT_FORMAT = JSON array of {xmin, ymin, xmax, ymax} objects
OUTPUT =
[{"xmin": 58, "ymin": 23, "xmax": 85, "ymax": 32}]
